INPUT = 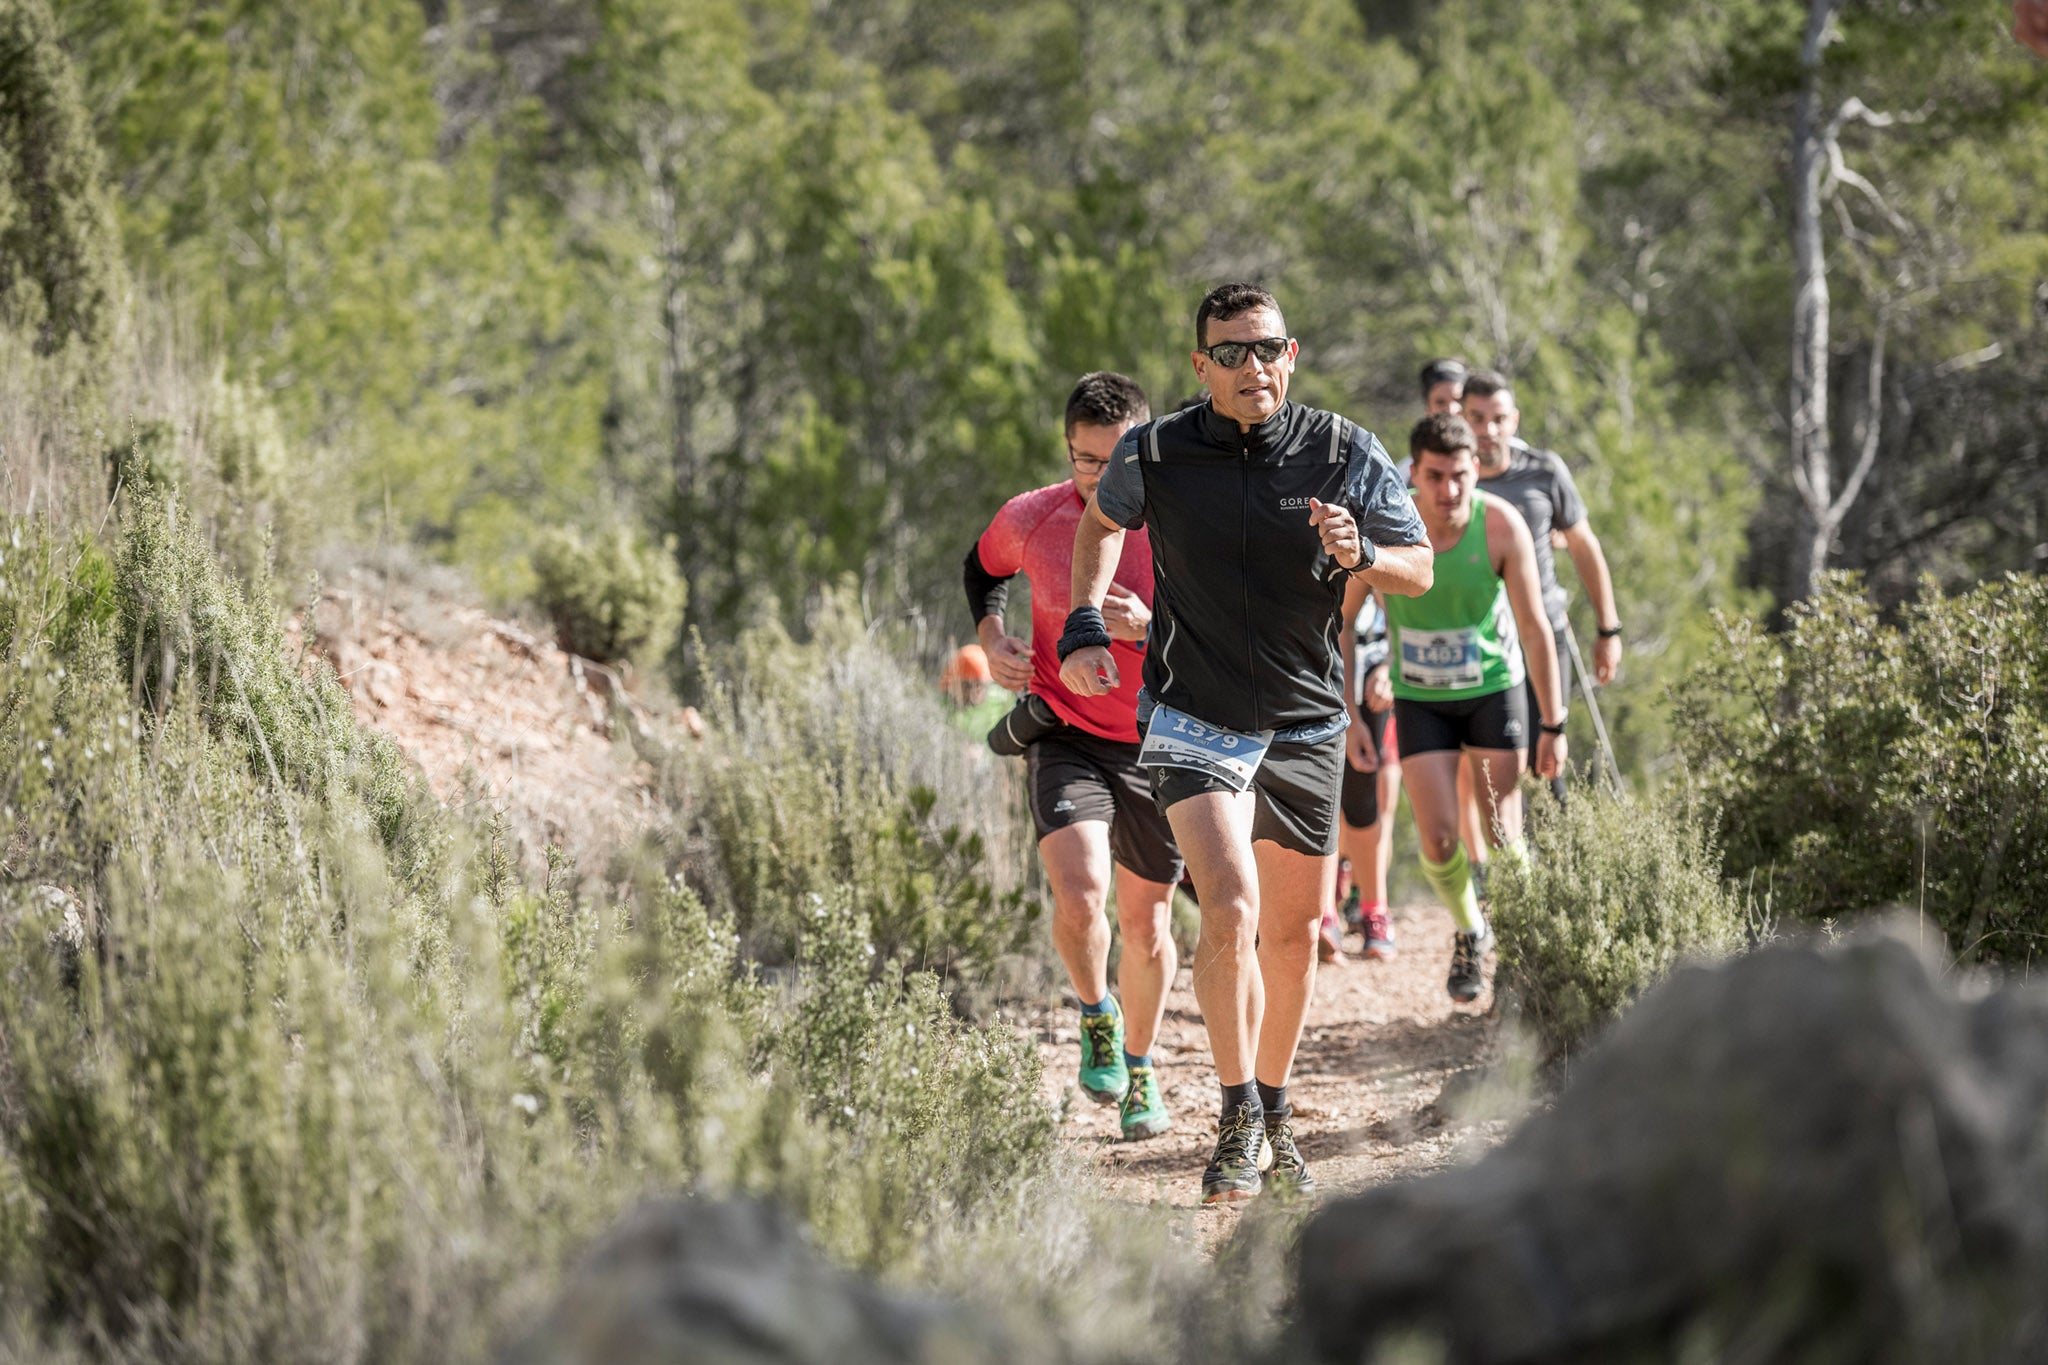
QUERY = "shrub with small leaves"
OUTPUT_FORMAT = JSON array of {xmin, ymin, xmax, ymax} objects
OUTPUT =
[
  {"xmin": 1674, "ymin": 573, "xmax": 2048, "ymax": 963},
  {"xmin": 531, "ymin": 524, "xmax": 686, "ymax": 666},
  {"xmin": 1489, "ymin": 783, "xmax": 1751, "ymax": 1059},
  {"xmin": 682, "ymin": 613, "xmax": 1041, "ymax": 979}
]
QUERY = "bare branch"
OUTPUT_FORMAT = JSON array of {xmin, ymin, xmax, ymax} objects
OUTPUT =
[
  {"xmin": 1826, "ymin": 142, "xmax": 1914, "ymax": 237},
  {"xmin": 1830, "ymin": 313, "xmax": 1888, "ymax": 522},
  {"xmin": 1825, "ymin": 96, "xmax": 1926, "ymax": 143},
  {"xmin": 1801, "ymin": 0, "xmax": 1844, "ymax": 68},
  {"xmin": 1931, "ymin": 343, "xmax": 2004, "ymax": 379}
]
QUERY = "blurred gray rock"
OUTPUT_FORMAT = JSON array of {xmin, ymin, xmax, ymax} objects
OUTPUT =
[
  {"xmin": 501, "ymin": 1196, "xmax": 1031, "ymax": 1365},
  {"xmin": 1295, "ymin": 932, "xmax": 2048, "ymax": 1363}
]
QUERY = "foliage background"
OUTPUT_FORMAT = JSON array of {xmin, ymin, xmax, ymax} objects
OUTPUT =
[{"xmin": 42, "ymin": 0, "xmax": 2046, "ymax": 783}]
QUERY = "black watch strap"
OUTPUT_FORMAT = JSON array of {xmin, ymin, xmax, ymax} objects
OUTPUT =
[
  {"xmin": 1540, "ymin": 720, "xmax": 1568, "ymax": 736},
  {"xmin": 1344, "ymin": 538, "xmax": 1378, "ymax": 575},
  {"xmin": 1597, "ymin": 623, "xmax": 1623, "ymax": 639}
]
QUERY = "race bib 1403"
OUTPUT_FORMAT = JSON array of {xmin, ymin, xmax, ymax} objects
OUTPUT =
[
  {"xmin": 1136, "ymin": 704, "xmax": 1274, "ymax": 791},
  {"xmin": 1399, "ymin": 626, "xmax": 1485, "ymax": 690}
]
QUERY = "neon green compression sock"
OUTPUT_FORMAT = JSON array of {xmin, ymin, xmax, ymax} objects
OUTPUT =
[{"xmin": 1420, "ymin": 844, "xmax": 1486, "ymax": 935}]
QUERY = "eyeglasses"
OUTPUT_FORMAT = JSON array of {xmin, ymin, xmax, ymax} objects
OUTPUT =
[
  {"xmin": 1066, "ymin": 444, "xmax": 1110, "ymax": 473},
  {"xmin": 1196, "ymin": 336, "xmax": 1290, "ymax": 369}
]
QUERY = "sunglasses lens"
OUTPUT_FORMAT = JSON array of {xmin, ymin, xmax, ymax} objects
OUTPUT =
[
  {"xmin": 1252, "ymin": 338, "xmax": 1287, "ymax": 362},
  {"xmin": 1210, "ymin": 342, "xmax": 1248, "ymax": 367}
]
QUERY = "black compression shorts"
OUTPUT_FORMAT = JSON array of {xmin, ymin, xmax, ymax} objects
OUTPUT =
[
  {"xmin": 1393, "ymin": 687, "xmax": 1528, "ymax": 757},
  {"xmin": 1148, "ymin": 732, "xmax": 1346, "ymax": 857},
  {"xmin": 1340, "ymin": 707, "xmax": 1392, "ymax": 829},
  {"xmin": 1026, "ymin": 728, "xmax": 1185, "ymax": 885}
]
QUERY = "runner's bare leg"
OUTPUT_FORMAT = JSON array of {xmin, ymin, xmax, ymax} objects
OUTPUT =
[
  {"xmin": 1166, "ymin": 789, "xmax": 1261, "ymax": 1086},
  {"xmin": 1251, "ymin": 842, "xmax": 1335, "ymax": 1088},
  {"xmin": 1467, "ymin": 747, "xmax": 1527, "ymax": 849},
  {"xmin": 1039, "ymin": 823, "xmax": 1114, "ymax": 1005},
  {"xmin": 1112, "ymin": 864, "xmax": 1177, "ymax": 1058}
]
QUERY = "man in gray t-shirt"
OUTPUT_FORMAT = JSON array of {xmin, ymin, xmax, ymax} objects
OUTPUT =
[{"xmin": 1459, "ymin": 371, "xmax": 1621, "ymax": 813}]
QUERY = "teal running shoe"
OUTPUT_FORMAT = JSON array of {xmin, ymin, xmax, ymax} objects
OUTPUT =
[
  {"xmin": 1077, "ymin": 1002, "xmax": 1127, "ymax": 1105},
  {"xmin": 1120, "ymin": 1064, "xmax": 1171, "ymax": 1140}
]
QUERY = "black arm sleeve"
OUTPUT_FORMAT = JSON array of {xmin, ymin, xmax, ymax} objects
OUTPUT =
[{"xmin": 963, "ymin": 543, "xmax": 1012, "ymax": 624}]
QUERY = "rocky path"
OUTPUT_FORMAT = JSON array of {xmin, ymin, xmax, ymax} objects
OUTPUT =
[{"xmin": 1032, "ymin": 900, "xmax": 1509, "ymax": 1228}]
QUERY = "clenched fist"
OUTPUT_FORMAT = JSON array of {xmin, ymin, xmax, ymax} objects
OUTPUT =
[{"xmin": 1308, "ymin": 498, "xmax": 1365, "ymax": 570}]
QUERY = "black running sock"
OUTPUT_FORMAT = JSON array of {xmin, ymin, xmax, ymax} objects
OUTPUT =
[
  {"xmin": 1220, "ymin": 1080, "xmax": 1260, "ymax": 1120},
  {"xmin": 1256, "ymin": 1080, "xmax": 1290, "ymax": 1121}
]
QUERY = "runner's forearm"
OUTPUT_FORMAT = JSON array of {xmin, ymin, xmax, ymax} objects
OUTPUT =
[
  {"xmin": 1357, "ymin": 541, "xmax": 1433, "ymax": 599},
  {"xmin": 963, "ymin": 543, "xmax": 1012, "ymax": 624},
  {"xmin": 1340, "ymin": 576, "xmax": 1369, "ymax": 724},
  {"xmin": 1562, "ymin": 524, "xmax": 1620, "ymax": 631},
  {"xmin": 1507, "ymin": 575, "xmax": 1566, "ymax": 726},
  {"xmin": 1071, "ymin": 499, "xmax": 1127, "ymax": 611}
]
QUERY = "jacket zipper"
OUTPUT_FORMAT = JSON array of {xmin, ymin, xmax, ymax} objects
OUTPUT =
[{"xmin": 1241, "ymin": 439, "xmax": 1258, "ymax": 729}]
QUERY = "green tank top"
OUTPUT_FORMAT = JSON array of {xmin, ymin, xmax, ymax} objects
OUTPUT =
[{"xmin": 1385, "ymin": 500, "xmax": 1526, "ymax": 702}]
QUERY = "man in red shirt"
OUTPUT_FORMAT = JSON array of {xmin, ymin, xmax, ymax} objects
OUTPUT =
[{"xmin": 964, "ymin": 372, "xmax": 1183, "ymax": 1141}]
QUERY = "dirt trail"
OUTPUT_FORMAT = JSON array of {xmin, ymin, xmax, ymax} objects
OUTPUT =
[
  {"xmin": 1033, "ymin": 901, "xmax": 1509, "ymax": 1225},
  {"xmin": 303, "ymin": 570, "xmax": 1503, "ymax": 1216}
]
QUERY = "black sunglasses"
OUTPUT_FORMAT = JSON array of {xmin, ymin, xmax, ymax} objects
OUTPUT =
[{"xmin": 1197, "ymin": 336, "xmax": 1290, "ymax": 368}]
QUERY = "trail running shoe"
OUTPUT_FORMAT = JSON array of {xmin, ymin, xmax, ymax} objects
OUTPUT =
[
  {"xmin": 1447, "ymin": 927, "xmax": 1495, "ymax": 1004},
  {"xmin": 1361, "ymin": 904, "xmax": 1397, "ymax": 960},
  {"xmin": 1077, "ymin": 1004, "xmax": 1127, "ymax": 1105},
  {"xmin": 1263, "ymin": 1114, "xmax": 1317, "ymax": 1197},
  {"xmin": 1201, "ymin": 1101, "xmax": 1272, "ymax": 1205},
  {"xmin": 1120, "ymin": 1064, "xmax": 1172, "ymax": 1140},
  {"xmin": 1317, "ymin": 907, "xmax": 1347, "ymax": 964}
]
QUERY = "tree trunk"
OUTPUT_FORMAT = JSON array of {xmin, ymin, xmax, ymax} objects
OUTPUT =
[{"xmin": 1788, "ymin": 0, "xmax": 1841, "ymax": 602}]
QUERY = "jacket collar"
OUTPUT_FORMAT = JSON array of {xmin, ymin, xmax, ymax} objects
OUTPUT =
[{"xmin": 1193, "ymin": 398, "xmax": 1297, "ymax": 457}]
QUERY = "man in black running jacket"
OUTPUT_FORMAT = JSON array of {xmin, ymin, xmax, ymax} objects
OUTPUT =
[{"xmin": 1060, "ymin": 283, "xmax": 1431, "ymax": 1203}]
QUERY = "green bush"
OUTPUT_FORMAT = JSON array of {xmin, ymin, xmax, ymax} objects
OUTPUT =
[
  {"xmin": 680, "ymin": 613, "xmax": 1042, "ymax": 981},
  {"xmin": 1489, "ymin": 783, "xmax": 1751, "ymax": 1059},
  {"xmin": 1674, "ymin": 573, "xmax": 2048, "ymax": 963},
  {"xmin": 531, "ymin": 525, "xmax": 687, "ymax": 667},
  {"xmin": 0, "ymin": 508, "xmax": 1059, "ymax": 1359},
  {"xmin": 0, "ymin": 0, "xmax": 126, "ymax": 357}
]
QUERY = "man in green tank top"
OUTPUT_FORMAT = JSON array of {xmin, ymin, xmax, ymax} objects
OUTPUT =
[{"xmin": 1357, "ymin": 412, "xmax": 1568, "ymax": 1003}]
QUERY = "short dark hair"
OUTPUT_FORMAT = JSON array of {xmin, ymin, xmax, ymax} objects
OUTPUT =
[
  {"xmin": 1461, "ymin": 369, "xmax": 1516, "ymax": 408},
  {"xmin": 1410, "ymin": 412, "xmax": 1477, "ymax": 459},
  {"xmin": 1194, "ymin": 283, "xmax": 1283, "ymax": 348},
  {"xmin": 1419, "ymin": 358, "xmax": 1468, "ymax": 401},
  {"xmin": 1064, "ymin": 372, "xmax": 1149, "ymax": 436}
]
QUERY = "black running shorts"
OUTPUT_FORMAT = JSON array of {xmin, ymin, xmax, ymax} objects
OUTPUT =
[
  {"xmin": 1027, "ymin": 729, "xmax": 1185, "ymax": 885},
  {"xmin": 1393, "ymin": 686, "xmax": 1528, "ymax": 757},
  {"xmin": 1148, "ymin": 732, "xmax": 1346, "ymax": 857},
  {"xmin": 1339, "ymin": 707, "xmax": 1392, "ymax": 829}
]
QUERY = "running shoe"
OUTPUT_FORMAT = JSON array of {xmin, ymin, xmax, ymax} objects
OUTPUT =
[
  {"xmin": 1361, "ymin": 904, "xmax": 1397, "ymax": 960},
  {"xmin": 1447, "ymin": 927, "xmax": 1494, "ymax": 1003},
  {"xmin": 1201, "ymin": 1101, "xmax": 1272, "ymax": 1204},
  {"xmin": 1339, "ymin": 884, "xmax": 1363, "ymax": 933},
  {"xmin": 1263, "ymin": 1113, "xmax": 1317, "ymax": 1196},
  {"xmin": 1317, "ymin": 907, "xmax": 1347, "ymax": 964},
  {"xmin": 1077, "ymin": 1003, "xmax": 1127, "ymax": 1105},
  {"xmin": 1119, "ymin": 1064, "xmax": 1171, "ymax": 1140}
]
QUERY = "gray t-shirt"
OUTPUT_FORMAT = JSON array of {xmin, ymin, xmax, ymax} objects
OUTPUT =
[{"xmin": 1479, "ymin": 438, "xmax": 1586, "ymax": 631}]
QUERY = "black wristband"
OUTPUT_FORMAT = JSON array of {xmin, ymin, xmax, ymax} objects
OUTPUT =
[
  {"xmin": 1597, "ymin": 623, "xmax": 1623, "ymax": 639},
  {"xmin": 1540, "ymin": 720, "xmax": 1568, "ymax": 736},
  {"xmin": 1055, "ymin": 606, "xmax": 1113, "ymax": 662}
]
